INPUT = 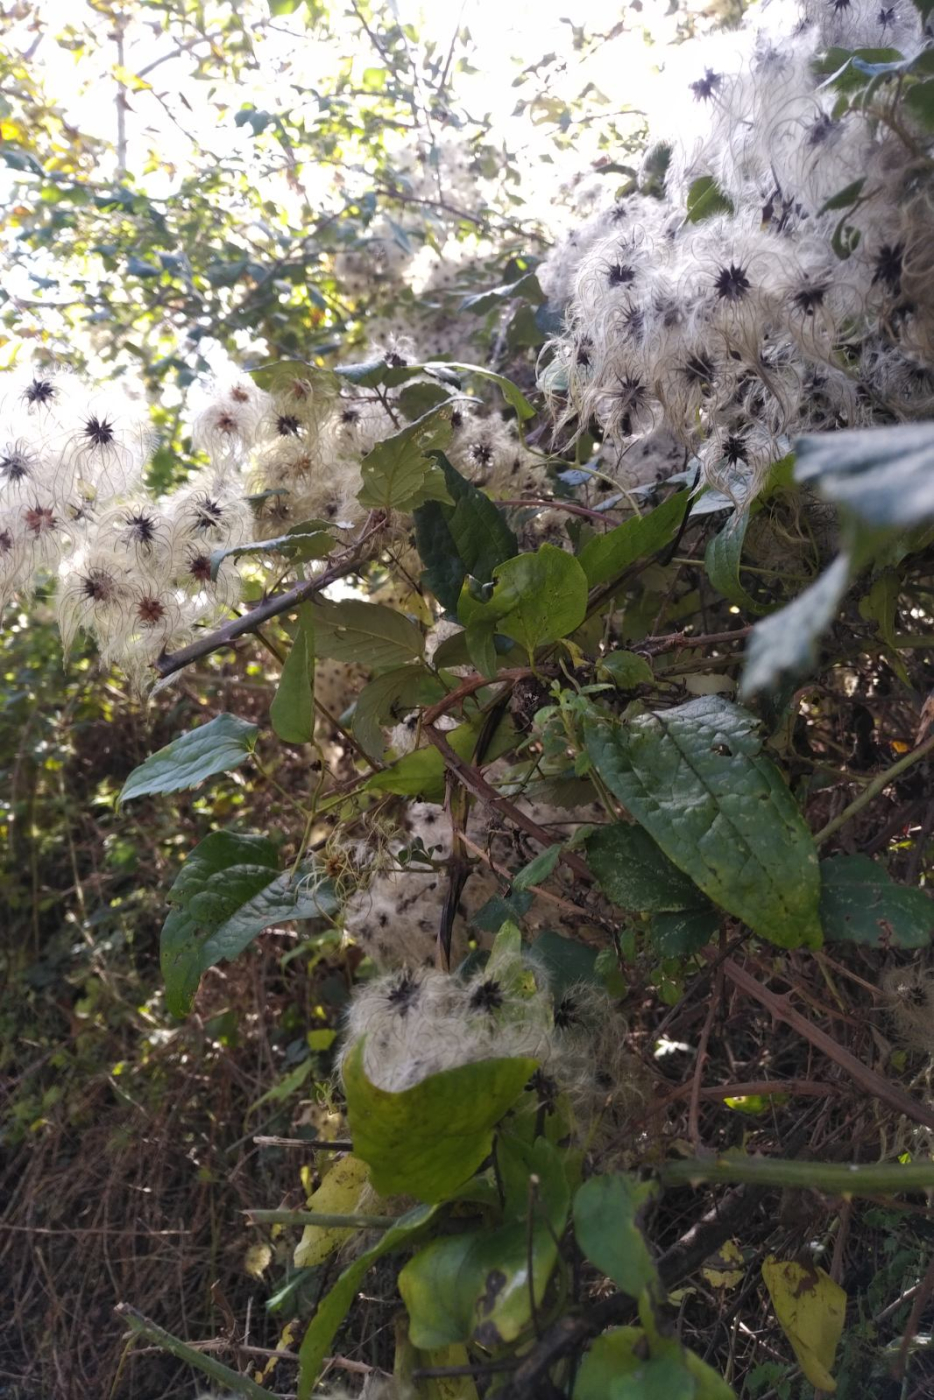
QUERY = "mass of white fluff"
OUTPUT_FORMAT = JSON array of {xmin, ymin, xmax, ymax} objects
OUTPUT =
[{"xmin": 541, "ymin": 0, "xmax": 934, "ymax": 499}]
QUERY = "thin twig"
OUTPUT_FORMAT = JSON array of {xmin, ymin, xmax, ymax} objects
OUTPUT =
[
  {"xmin": 814, "ymin": 730, "xmax": 934, "ymax": 845},
  {"xmin": 153, "ymin": 515, "xmax": 382, "ymax": 679}
]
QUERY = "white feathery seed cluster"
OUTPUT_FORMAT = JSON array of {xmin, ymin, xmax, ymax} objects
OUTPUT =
[
  {"xmin": 543, "ymin": 0, "xmax": 934, "ymax": 498},
  {"xmin": 340, "ymin": 953, "xmax": 644, "ymax": 1155}
]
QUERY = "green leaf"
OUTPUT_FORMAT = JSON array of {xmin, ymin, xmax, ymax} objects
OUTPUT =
[
  {"xmin": 573, "ymin": 1173, "xmax": 659, "ymax": 1298},
  {"xmin": 578, "ymin": 491, "xmax": 689, "ymax": 588},
  {"xmin": 705, "ymin": 513, "xmax": 766, "ymax": 615},
  {"xmin": 598, "ymin": 650, "xmax": 654, "ymax": 689},
  {"xmin": 818, "ymin": 177, "xmax": 867, "ymax": 215},
  {"xmin": 210, "ymin": 523, "xmax": 335, "ymax": 577},
  {"xmin": 428, "ymin": 362, "xmax": 536, "ymax": 421},
  {"xmin": 297, "ymin": 1203, "xmax": 438, "ymax": 1400},
  {"xmin": 685, "ymin": 175, "xmax": 734, "ymax": 223},
  {"xmin": 587, "ymin": 824, "xmax": 707, "ymax": 912},
  {"xmin": 820, "ymin": 854, "xmax": 934, "ymax": 948},
  {"xmin": 794, "ymin": 421, "xmax": 934, "ymax": 528},
  {"xmin": 513, "ymin": 843, "xmax": 562, "ymax": 891},
  {"xmin": 399, "ymin": 1136, "xmax": 569, "ymax": 1349},
  {"xmin": 119, "ymin": 714, "xmax": 258, "ymax": 803},
  {"xmin": 583, "ymin": 698, "xmax": 822, "ymax": 949},
  {"xmin": 358, "ymin": 407, "xmax": 453, "ymax": 511},
  {"xmin": 740, "ymin": 553, "xmax": 853, "ymax": 698},
  {"xmin": 312, "ymin": 598, "xmax": 424, "ymax": 668},
  {"xmin": 342, "ymin": 1041, "xmax": 537, "ymax": 1202},
  {"xmin": 528, "ymin": 929, "xmax": 600, "ymax": 997},
  {"xmin": 160, "ymin": 832, "xmax": 338, "ymax": 1016},
  {"xmin": 366, "ymin": 744, "xmax": 445, "ymax": 799},
  {"xmin": 414, "ymin": 453, "xmax": 518, "ymax": 612},
  {"xmin": 460, "ymin": 271, "xmax": 544, "ymax": 313},
  {"xmin": 352, "ymin": 665, "xmax": 447, "ymax": 761},
  {"xmin": 904, "ymin": 78, "xmax": 934, "ymax": 129},
  {"xmin": 458, "ymin": 545, "xmax": 588, "ymax": 661},
  {"xmin": 575, "ymin": 1331, "xmax": 735, "ymax": 1400},
  {"xmin": 398, "ymin": 380, "xmax": 454, "ymax": 420},
  {"xmin": 649, "ymin": 906, "xmax": 720, "ymax": 956},
  {"xmin": 270, "ymin": 605, "xmax": 315, "ymax": 744}
]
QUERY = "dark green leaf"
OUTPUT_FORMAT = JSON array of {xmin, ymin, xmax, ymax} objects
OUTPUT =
[
  {"xmin": 398, "ymin": 381, "xmax": 454, "ymax": 420},
  {"xmin": 685, "ymin": 175, "xmax": 734, "ymax": 223},
  {"xmin": 574, "ymin": 1173, "xmax": 659, "ymax": 1298},
  {"xmin": 818, "ymin": 177, "xmax": 867, "ymax": 215},
  {"xmin": 460, "ymin": 271, "xmax": 544, "ymax": 313},
  {"xmin": 529, "ymin": 930, "xmax": 600, "ymax": 996},
  {"xmin": 471, "ymin": 890, "xmax": 534, "ymax": 932},
  {"xmin": 740, "ymin": 553, "xmax": 853, "ymax": 698},
  {"xmin": 578, "ymin": 491, "xmax": 689, "ymax": 588},
  {"xmin": 587, "ymin": 824, "xmax": 706, "ymax": 912},
  {"xmin": 343, "ymin": 1040, "xmax": 537, "ymax": 1201},
  {"xmin": 705, "ymin": 513, "xmax": 766, "ymax": 615},
  {"xmin": 820, "ymin": 854, "xmax": 934, "ymax": 948},
  {"xmin": 649, "ymin": 906, "xmax": 720, "ymax": 956},
  {"xmin": 904, "ymin": 78, "xmax": 934, "ymax": 129},
  {"xmin": 583, "ymin": 698, "xmax": 822, "ymax": 948},
  {"xmin": 119, "ymin": 714, "xmax": 258, "ymax": 803},
  {"xmin": 513, "ymin": 843, "xmax": 562, "ymax": 891},
  {"xmin": 270, "ymin": 606, "xmax": 315, "ymax": 744},
  {"xmin": 429, "ymin": 363, "xmax": 536, "ymax": 421},
  {"xmin": 160, "ymin": 831, "xmax": 339, "ymax": 1016},
  {"xmin": 414, "ymin": 453, "xmax": 518, "ymax": 612}
]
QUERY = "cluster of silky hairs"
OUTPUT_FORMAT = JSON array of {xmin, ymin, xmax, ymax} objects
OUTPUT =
[
  {"xmin": 0, "ymin": 348, "xmax": 544, "ymax": 687},
  {"xmin": 542, "ymin": 0, "xmax": 934, "ymax": 498},
  {"xmin": 340, "ymin": 933, "xmax": 645, "ymax": 1161}
]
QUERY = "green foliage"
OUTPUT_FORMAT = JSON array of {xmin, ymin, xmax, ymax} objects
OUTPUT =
[
  {"xmin": 342, "ymin": 1042, "xmax": 537, "ymax": 1201},
  {"xmin": 161, "ymin": 831, "xmax": 338, "ymax": 1015},
  {"xmin": 119, "ymin": 714, "xmax": 259, "ymax": 803},
  {"xmin": 583, "ymin": 699, "xmax": 823, "ymax": 949},
  {"xmin": 414, "ymin": 454, "xmax": 518, "ymax": 613},
  {"xmin": 574, "ymin": 1173, "xmax": 659, "ymax": 1297},
  {"xmin": 270, "ymin": 606, "xmax": 316, "ymax": 744},
  {"xmin": 819, "ymin": 854, "xmax": 934, "ymax": 947}
]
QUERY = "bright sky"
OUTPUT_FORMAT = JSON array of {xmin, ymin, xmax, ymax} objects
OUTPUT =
[{"xmin": 12, "ymin": 0, "xmax": 699, "ymax": 193}]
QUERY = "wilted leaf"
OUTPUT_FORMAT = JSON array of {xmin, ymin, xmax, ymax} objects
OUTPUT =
[
  {"xmin": 120, "ymin": 713, "xmax": 258, "ymax": 803},
  {"xmin": 583, "ymin": 698, "xmax": 822, "ymax": 948},
  {"xmin": 294, "ymin": 1154, "xmax": 371, "ymax": 1267},
  {"xmin": 342, "ymin": 1041, "xmax": 536, "ymax": 1202},
  {"xmin": 762, "ymin": 1256, "xmax": 846, "ymax": 1391}
]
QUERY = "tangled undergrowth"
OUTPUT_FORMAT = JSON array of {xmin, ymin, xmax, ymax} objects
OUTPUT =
[{"xmin": 4, "ymin": 0, "xmax": 934, "ymax": 1396}]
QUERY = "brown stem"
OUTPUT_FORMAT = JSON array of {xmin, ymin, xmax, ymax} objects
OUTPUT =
[
  {"xmin": 720, "ymin": 956, "xmax": 934, "ymax": 1133},
  {"xmin": 153, "ymin": 516, "xmax": 382, "ymax": 679}
]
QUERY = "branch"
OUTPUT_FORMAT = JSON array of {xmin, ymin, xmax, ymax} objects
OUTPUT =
[
  {"xmin": 153, "ymin": 516, "xmax": 382, "ymax": 679},
  {"xmin": 720, "ymin": 956, "xmax": 934, "ymax": 1132},
  {"xmin": 813, "ymin": 728, "xmax": 934, "ymax": 846},
  {"xmin": 422, "ymin": 724, "xmax": 595, "ymax": 884}
]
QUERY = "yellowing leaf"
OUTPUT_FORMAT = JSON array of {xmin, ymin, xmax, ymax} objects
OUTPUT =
[
  {"xmin": 244, "ymin": 1242, "xmax": 272, "ymax": 1278},
  {"xmin": 762, "ymin": 1256, "xmax": 846, "ymax": 1390},
  {"xmin": 702, "ymin": 1239, "xmax": 744, "ymax": 1290},
  {"xmin": 293, "ymin": 1154, "xmax": 371, "ymax": 1268}
]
